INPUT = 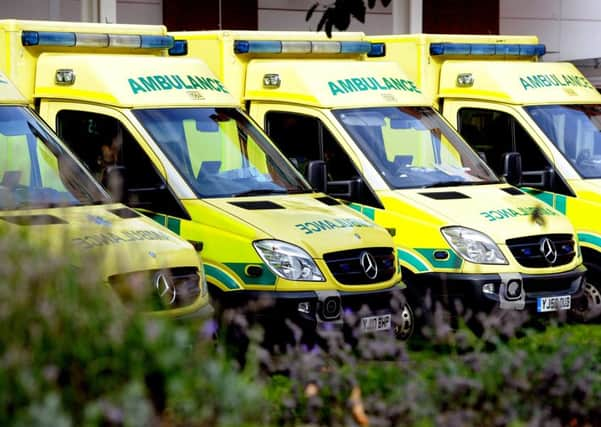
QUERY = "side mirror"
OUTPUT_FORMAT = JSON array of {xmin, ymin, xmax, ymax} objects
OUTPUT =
[
  {"xmin": 503, "ymin": 152, "xmax": 522, "ymax": 186},
  {"xmin": 327, "ymin": 178, "xmax": 362, "ymax": 201},
  {"xmin": 306, "ymin": 160, "xmax": 327, "ymax": 193},
  {"xmin": 522, "ymin": 167, "xmax": 555, "ymax": 189}
]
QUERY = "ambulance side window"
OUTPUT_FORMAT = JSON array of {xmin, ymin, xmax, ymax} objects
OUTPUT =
[
  {"xmin": 458, "ymin": 108, "xmax": 572, "ymax": 194},
  {"xmin": 56, "ymin": 110, "xmax": 186, "ymax": 218},
  {"xmin": 264, "ymin": 111, "xmax": 356, "ymax": 181},
  {"xmin": 264, "ymin": 111, "xmax": 382, "ymax": 207}
]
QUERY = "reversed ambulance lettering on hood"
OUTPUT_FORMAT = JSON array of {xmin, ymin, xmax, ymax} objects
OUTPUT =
[
  {"xmin": 73, "ymin": 229, "xmax": 172, "ymax": 249},
  {"xmin": 329, "ymin": 77, "xmax": 421, "ymax": 96},
  {"xmin": 295, "ymin": 217, "xmax": 373, "ymax": 234},
  {"xmin": 128, "ymin": 75, "xmax": 229, "ymax": 95},
  {"xmin": 520, "ymin": 74, "xmax": 594, "ymax": 91},
  {"xmin": 480, "ymin": 206, "xmax": 558, "ymax": 222}
]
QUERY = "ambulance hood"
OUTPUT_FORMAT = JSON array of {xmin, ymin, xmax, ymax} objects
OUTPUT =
[
  {"xmin": 245, "ymin": 60, "xmax": 432, "ymax": 108},
  {"xmin": 440, "ymin": 61, "xmax": 601, "ymax": 104},
  {"xmin": 389, "ymin": 184, "xmax": 575, "ymax": 242},
  {"xmin": 34, "ymin": 54, "xmax": 239, "ymax": 108},
  {"xmin": 197, "ymin": 194, "xmax": 393, "ymax": 257},
  {"xmin": 0, "ymin": 203, "xmax": 199, "ymax": 277},
  {"xmin": 574, "ymin": 178, "xmax": 601, "ymax": 203}
]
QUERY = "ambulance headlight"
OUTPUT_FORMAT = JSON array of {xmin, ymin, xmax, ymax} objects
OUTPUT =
[
  {"xmin": 253, "ymin": 240, "xmax": 324, "ymax": 281},
  {"xmin": 441, "ymin": 226, "xmax": 508, "ymax": 265}
]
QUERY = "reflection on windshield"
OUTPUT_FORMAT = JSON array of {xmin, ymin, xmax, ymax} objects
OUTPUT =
[
  {"xmin": 0, "ymin": 106, "xmax": 109, "ymax": 210},
  {"xmin": 526, "ymin": 105, "xmax": 601, "ymax": 179},
  {"xmin": 132, "ymin": 108, "xmax": 310, "ymax": 198},
  {"xmin": 333, "ymin": 107, "xmax": 498, "ymax": 189}
]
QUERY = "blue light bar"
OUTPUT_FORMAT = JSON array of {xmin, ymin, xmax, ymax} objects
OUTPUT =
[
  {"xmin": 339, "ymin": 41, "xmax": 371, "ymax": 53},
  {"xmin": 430, "ymin": 42, "xmax": 546, "ymax": 57},
  {"xmin": 233, "ymin": 39, "xmax": 372, "ymax": 55},
  {"xmin": 169, "ymin": 39, "xmax": 188, "ymax": 56},
  {"xmin": 140, "ymin": 35, "xmax": 174, "ymax": 49},
  {"xmin": 22, "ymin": 31, "xmax": 75, "ymax": 46},
  {"xmin": 368, "ymin": 42, "xmax": 386, "ymax": 57},
  {"xmin": 21, "ymin": 30, "xmax": 173, "ymax": 49},
  {"xmin": 234, "ymin": 40, "xmax": 282, "ymax": 54}
]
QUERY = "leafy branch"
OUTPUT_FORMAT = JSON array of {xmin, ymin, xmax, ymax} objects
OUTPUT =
[{"xmin": 306, "ymin": 0, "xmax": 392, "ymax": 37}]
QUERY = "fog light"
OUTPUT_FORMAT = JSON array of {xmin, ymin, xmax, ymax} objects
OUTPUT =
[
  {"xmin": 506, "ymin": 279, "xmax": 523, "ymax": 300},
  {"xmin": 482, "ymin": 282, "xmax": 495, "ymax": 295},
  {"xmin": 321, "ymin": 296, "xmax": 341, "ymax": 320},
  {"xmin": 298, "ymin": 301, "xmax": 311, "ymax": 314}
]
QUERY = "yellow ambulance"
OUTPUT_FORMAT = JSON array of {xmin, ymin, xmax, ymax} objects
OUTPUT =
[
  {"xmin": 0, "ymin": 71, "xmax": 209, "ymax": 318},
  {"xmin": 368, "ymin": 34, "xmax": 601, "ymax": 320},
  {"xmin": 172, "ymin": 30, "xmax": 591, "ymax": 322},
  {"xmin": 0, "ymin": 20, "xmax": 409, "ymax": 339}
]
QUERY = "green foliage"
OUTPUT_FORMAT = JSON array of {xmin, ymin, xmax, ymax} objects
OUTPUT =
[
  {"xmin": 0, "ymin": 227, "xmax": 269, "ymax": 426},
  {"xmin": 1, "ymin": 224, "xmax": 600, "ymax": 426},
  {"xmin": 264, "ymin": 323, "xmax": 601, "ymax": 426},
  {"xmin": 306, "ymin": 0, "xmax": 392, "ymax": 37}
]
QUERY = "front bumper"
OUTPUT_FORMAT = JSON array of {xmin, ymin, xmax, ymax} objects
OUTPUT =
[
  {"xmin": 214, "ymin": 285, "xmax": 398, "ymax": 329},
  {"xmin": 408, "ymin": 265, "xmax": 586, "ymax": 313}
]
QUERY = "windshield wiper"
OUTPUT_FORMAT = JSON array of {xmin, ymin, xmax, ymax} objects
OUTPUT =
[
  {"xmin": 286, "ymin": 188, "xmax": 314, "ymax": 194},
  {"xmin": 421, "ymin": 180, "xmax": 495, "ymax": 188},
  {"xmin": 233, "ymin": 189, "xmax": 288, "ymax": 197}
]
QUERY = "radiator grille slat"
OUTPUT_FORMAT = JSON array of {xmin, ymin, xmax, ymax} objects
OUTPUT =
[{"xmin": 324, "ymin": 247, "xmax": 395, "ymax": 284}]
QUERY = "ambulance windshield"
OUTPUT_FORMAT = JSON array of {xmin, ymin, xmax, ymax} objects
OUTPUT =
[
  {"xmin": 133, "ymin": 108, "xmax": 311, "ymax": 198},
  {"xmin": 333, "ymin": 106, "xmax": 498, "ymax": 189},
  {"xmin": 526, "ymin": 104, "xmax": 601, "ymax": 179},
  {"xmin": 0, "ymin": 106, "xmax": 109, "ymax": 210}
]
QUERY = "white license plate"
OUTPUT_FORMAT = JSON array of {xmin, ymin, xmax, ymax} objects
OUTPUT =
[
  {"xmin": 537, "ymin": 295, "xmax": 571, "ymax": 312},
  {"xmin": 360, "ymin": 314, "xmax": 392, "ymax": 332}
]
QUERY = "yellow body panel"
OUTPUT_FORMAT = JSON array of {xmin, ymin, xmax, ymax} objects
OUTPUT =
[
  {"xmin": 174, "ymin": 30, "xmax": 584, "ymax": 290},
  {"xmin": 34, "ymin": 54, "xmax": 236, "ymax": 108},
  {"xmin": 177, "ymin": 194, "xmax": 398, "ymax": 293},
  {"xmin": 0, "ymin": 20, "xmax": 402, "ymax": 321},
  {"xmin": 367, "ymin": 33, "xmax": 601, "ymax": 303},
  {"xmin": 367, "ymin": 34, "xmax": 601, "ymax": 105},
  {"xmin": 174, "ymin": 30, "xmax": 431, "ymax": 109},
  {"xmin": 0, "ymin": 73, "xmax": 209, "ymax": 318},
  {"xmin": 371, "ymin": 185, "xmax": 579, "ymax": 275}
]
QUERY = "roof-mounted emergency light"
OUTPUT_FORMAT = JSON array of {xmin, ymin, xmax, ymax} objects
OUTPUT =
[
  {"xmin": 168, "ymin": 39, "xmax": 188, "ymax": 56},
  {"xmin": 367, "ymin": 42, "xmax": 386, "ymax": 57},
  {"xmin": 429, "ymin": 42, "xmax": 546, "ymax": 57},
  {"xmin": 233, "ymin": 39, "xmax": 372, "ymax": 55},
  {"xmin": 21, "ymin": 30, "xmax": 174, "ymax": 49}
]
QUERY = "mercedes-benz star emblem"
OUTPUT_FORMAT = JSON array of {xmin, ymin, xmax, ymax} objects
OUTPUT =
[
  {"xmin": 154, "ymin": 272, "xmax": 176, "ymax": 305},
  {"xmin": 539, "ymin": 237, "xmax": 558, "ymax": 265},
  {"xmin": 360, "ymin": 251, "xmax": 378, "ymax": 280}
]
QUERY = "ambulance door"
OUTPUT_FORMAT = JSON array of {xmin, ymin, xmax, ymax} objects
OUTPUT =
[
  {"xmin": 250, "ymin": 103, "xmax": 383, "ymax": 209},
  {"xmin": 442, "ymin": 100, "xmax": 575, "ymax": 198},
  {"xmin": 40, "ymin": 101, "xmax": 195, "ymax": 236}
]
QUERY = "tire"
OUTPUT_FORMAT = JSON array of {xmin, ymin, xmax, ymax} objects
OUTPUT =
[
  {"xmin": 393, "ymin": 302, "xmax": 415, "ymax": 340},
  {"xmin": 570, "ymin": 279, "xmax": 601, "ymax": 322}
]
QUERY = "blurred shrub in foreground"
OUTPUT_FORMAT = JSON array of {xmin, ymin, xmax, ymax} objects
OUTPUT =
[
  {"xmin": 0, "ymin": 227, "xmax": 269, "ymax": 427},
  {"xmin": 261, "ymin": 293, "xmax": 601, "ymax": 427},
  {"xmin": 1, "ymin": 226, "xmax": 599, "ymax": 427}
]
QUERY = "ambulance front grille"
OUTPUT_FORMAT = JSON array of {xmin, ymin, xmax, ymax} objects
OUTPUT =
[
  {"xmin": 523, "ymin": 276, "xmax": 577, "ymax": 294},
  {"xmin": 506, "ymin": 234, "xmax": 575, "ymax": 268},
  {"xmin": 109, "ymin": 267, "xmax": 201, "ymax": 309},
  {"xmin": 323, "ymin": 247, "xmax": 395, "ymax": 285}
]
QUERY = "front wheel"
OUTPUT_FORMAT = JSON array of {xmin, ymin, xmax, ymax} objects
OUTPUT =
[
  {"xmin": 570, "ymin": 279, "xmax": 601, "ymax": 322},
  {"xmin": 393, "ymin": 302, "xmax": 414, "ymax": 340}
]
